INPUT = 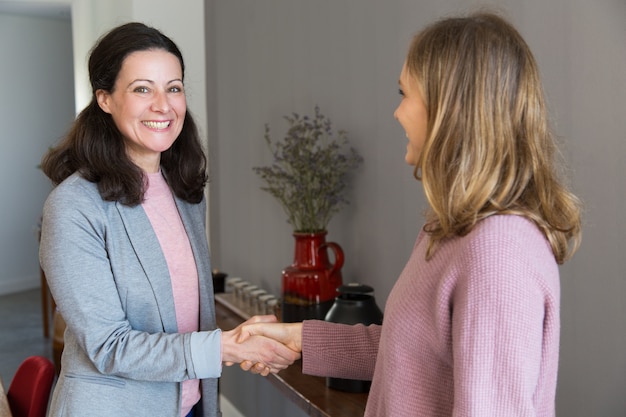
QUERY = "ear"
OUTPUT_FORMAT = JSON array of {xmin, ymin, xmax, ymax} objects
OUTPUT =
[{"xmin": 95, "ymin": 89, "xmax": 113, "ymax": 114}]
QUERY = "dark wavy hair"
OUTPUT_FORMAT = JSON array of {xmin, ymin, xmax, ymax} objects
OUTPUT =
[{"xmin": 41, "ymin": 22, "xmax": 207, "ymax": 205}]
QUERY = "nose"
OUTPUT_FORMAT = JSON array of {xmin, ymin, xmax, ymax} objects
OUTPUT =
[
  {"xmin": 393, "ymin": 106, "xmax": 399, "ymax": 120},
  {"xmin": 152, "ymin": 90, "xmax": 170, "ymax": 112}
]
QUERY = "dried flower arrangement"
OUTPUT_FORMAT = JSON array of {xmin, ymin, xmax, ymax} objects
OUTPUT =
[{"xmin": 253, "ymin": 106, "xmax": 363, "ymax": 233}]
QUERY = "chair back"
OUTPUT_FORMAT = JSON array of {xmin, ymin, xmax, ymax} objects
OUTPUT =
[{"xmin": 7, "ymin": 356, "xmax": 55, "ymax": 417}]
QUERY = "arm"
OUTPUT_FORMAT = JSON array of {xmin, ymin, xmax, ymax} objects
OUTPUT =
[
  {"xmin": 451, "ymin": 232, "xmax": 558, "ymax": 416},
  {"xmin": 302, "ymin": 320, "xmax": 381, "ymax": 380},
  {"xmin": 41, "ymin": 179, "xmax": 297, "ymax": 381},
  {"xmin": 238, "ymin": 320, "xmax": 381, "ymax": 380}
]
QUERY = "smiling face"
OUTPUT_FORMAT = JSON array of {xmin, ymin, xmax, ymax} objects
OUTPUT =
[
  {"xmin": 96, "ymin": 49, "xmax": 186, "ymax": 173},
  {"xmin": 394, "ymin": 62, "xmax": 428, "ymax": 166}
]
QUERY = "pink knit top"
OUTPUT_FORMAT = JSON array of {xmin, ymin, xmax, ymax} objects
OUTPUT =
[
  {"xmin": 143, "ymin": 172, "xmax": 200, "ymax": 416},
  {"xmin": 302, "ymin": 215, "xmax": 560, "ymax": 416}
]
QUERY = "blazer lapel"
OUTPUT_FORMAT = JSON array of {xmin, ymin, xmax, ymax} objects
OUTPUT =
[{"xmin": 115, "ymin": 202, "xmax": 179, "ymax": 333}]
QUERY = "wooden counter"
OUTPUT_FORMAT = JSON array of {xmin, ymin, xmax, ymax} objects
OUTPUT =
[{"xmin": 215, "ymin": 293, "xmax": 368, "ymax": 417}]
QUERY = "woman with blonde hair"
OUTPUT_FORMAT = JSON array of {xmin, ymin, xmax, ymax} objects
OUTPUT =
[{"xmin": 241, "ymin": 12, "xmax": 582, "ymax": 416}]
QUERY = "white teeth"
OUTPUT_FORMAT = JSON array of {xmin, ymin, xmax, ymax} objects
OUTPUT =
[{"xmin": 143, "ymin": 121, "xmax": 170, "ymax": 129}]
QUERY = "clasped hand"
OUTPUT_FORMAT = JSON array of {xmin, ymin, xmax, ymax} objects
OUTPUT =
[{"xmin": 222, "ymin": 315, "xmax": 302, "ymax": 376}]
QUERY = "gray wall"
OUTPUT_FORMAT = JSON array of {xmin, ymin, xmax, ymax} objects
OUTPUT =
[
  {"xmin": 206, "ymin": 1, "xmax": 626, "ymax": 416},
  {"xmin": 0, "ymin": 13, "xmax": 74, "ymax": 294}
]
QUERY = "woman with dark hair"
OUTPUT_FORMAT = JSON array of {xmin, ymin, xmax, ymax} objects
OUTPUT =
[
  {"xmin": 42, "ymin": 22, "xmax": 204, "ymax": 205},
  {"xmin": 239, "ymin": 12, "xmax": 582, "ymax": 417},
  {"xmin": 39, "ymin": 22, "xmax": 299, "ymax": 417}
]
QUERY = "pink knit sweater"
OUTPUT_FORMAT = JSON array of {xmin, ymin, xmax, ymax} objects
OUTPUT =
[{"xmin": 302, "ymin": 215, "xmax": 560, "ymax": 416}]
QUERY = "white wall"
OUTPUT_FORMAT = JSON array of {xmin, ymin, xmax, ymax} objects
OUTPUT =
[
  {"xmin": 0, "ymin": 0, "xmax": 207, "ymax": 295},
  {"xmin": 72, "ymin": 0, "xmax": 207, "ymax": 138},
  {"xmin": 206, "ymin": 1, "xmax": 626, "ymax": 416},
  {"xmin": 66, "ymin": 0, "xmax": 207, "ymax": 140},
  {"xmin": 0, "ymin": 13, "xmax": 74, "ymax": 294}
]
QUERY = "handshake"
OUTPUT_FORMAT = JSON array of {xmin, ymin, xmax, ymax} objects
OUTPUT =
[{"xmin": 221, "ymin": 315, "xmax": 303, "ymax": 376}]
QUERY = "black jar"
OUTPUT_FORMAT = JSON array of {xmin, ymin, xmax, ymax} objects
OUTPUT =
[
  {"xmin": 324, "ymin": 282, "xmax": 383, "ymax": 393},
  {"xmin": 211, "ymin": 270, "xmax": 228, "ymax": 293}
]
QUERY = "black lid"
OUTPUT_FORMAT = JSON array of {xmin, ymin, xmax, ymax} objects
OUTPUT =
[{"xmin": 337, "ymin": 282, "xmax": 374, "ymax": 295}]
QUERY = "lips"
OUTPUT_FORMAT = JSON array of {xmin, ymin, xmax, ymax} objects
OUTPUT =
[{"xmin": 142, "ymin": 120, "xmax": 171, "ymax": 129}]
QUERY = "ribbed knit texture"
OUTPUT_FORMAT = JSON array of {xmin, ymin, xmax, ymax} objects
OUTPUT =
[
  {"xmin": 303, "ymin": 215, "xmax": 560, "ymax": 416},
  {"xmin": 143, "ymin": 172, "xmax": 200, "ymax": 416}
]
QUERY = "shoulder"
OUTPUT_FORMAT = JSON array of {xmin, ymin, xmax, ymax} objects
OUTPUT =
[
  {"xmin": 453, "ymin": 215, "xmax": 559, "ymax": 292},
  {"xmin": 465, "ymin": 215, "xmax": 551, "ymax": 256},
  {"xmin": 47, "ymin": 172, "xmax": 100, "ymax": 201},
  {"xmin": 43, "ymin": 172, "xmax": 108, "ymax": 220}
]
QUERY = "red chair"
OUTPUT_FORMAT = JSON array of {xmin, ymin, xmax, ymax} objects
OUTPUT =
[{"xmin": 7, "ymin": 356, "xmax": 55, "ymax": 417}]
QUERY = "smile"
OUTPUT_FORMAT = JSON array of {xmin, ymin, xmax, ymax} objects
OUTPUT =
[{"xmin": 142, "ymin": 120, "xmax": 171, "ymax": 129}]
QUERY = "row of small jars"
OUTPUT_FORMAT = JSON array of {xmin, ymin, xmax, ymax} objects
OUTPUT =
[{"xmin": 225, "ymin": 277, "xmax": 280, "ymax": 317}]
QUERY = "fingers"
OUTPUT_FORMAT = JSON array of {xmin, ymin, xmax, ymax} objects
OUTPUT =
[
  {"xmin": 239, "ymin": 360, "xmax": 253, "ymax": 371},
  {"xmin": 243, "ymin": 314, "xmax": 278, "ymax": 325},
  {"xmin": 236, "ymin": 322, "xmax": 279, "ymax": 343},
  {"xmin": 221, "ymin": 317, "xmax": 302, "ymax": 377},
  {"xmin": 257, "ymin": 335, "xmax": 301, "ymax": 367},
  {"xmin": 237, "ymin": 322, "xmax": 303, "ymax": 352},
  {"xmin": 235, "ymin": 316, "xmax": 279, "ymax": 344},
  {"xmin": 222, "ymin": 328, "xmax": 300, "ymax": 371},
  {"xmin": 257, "ymin": 363, "xmax": 271, "ymax": 376},
  {"xmin": 246, "ymin": 334, "xmax": 299, "ymax": 370},
  {"xmin": 240, "ymin": 361, "xmax": 271, "ymax": 376}
]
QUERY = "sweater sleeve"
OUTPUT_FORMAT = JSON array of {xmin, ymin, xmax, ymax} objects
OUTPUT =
[
  {"xmin": 302, "ymin": 320, "xmax": 381, "ymax": 380},
  {"xmin": 451, "ymin": 230, "xmax": 558, "ymax": 416}
]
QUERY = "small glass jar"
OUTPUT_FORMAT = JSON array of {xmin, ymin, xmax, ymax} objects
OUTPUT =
[
  {"xmin": 257, "ymin": 294, "xmax": 277, "ymax": 315},
  {"xmin": 225, "ymin": 277, "xmax": 243, "ymax": 293},
  {"xmin": 240, "ymin": 284, "xmax": 259, "ymax": 309},
  {"xmin": 248, "ymin": 289, "xmax": 268, "ymax": 312},
  {"xmin": 232, "ymin": 281, "xmax": 250, "ymax": 306},
  {"xmin": 266, "ymin": 298, "xmax": 281, "ymax": 321}
]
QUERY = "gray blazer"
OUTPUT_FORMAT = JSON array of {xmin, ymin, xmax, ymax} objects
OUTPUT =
[{"xmin": 40, "ymin": 173, "xmax": 222, "ymax": 417}]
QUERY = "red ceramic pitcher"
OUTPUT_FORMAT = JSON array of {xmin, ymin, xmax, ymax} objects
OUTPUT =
[{"xmin": 281, "ymin": 231, "xmax": 344, "ymax": 322}]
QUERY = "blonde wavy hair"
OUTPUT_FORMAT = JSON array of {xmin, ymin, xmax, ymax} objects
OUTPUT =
[{"xmin": 407, "ymin": 12, "xmax": 582, "ymax": 264}]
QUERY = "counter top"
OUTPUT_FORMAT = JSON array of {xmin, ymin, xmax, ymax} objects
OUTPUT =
[{"xmin": 215, "ymin": 293, "xmax": 368, "ymax": 417}]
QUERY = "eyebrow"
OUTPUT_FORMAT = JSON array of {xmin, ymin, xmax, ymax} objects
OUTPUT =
[{"xmin": 126, "ymin": 78, "xmax": 184, "ymax": 88}]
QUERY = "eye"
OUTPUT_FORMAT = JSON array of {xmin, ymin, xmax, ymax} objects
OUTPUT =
[
  {"xmin": 133, "ymin": 86, "xmax": 150, "ymax": 93},
  {"xmin": 169, "ymin": 85, "xmax": 184, "ymax": 93},
  {"xmin": 398, "ymin": 88, "xmax": 405, "ymax": 97}
]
